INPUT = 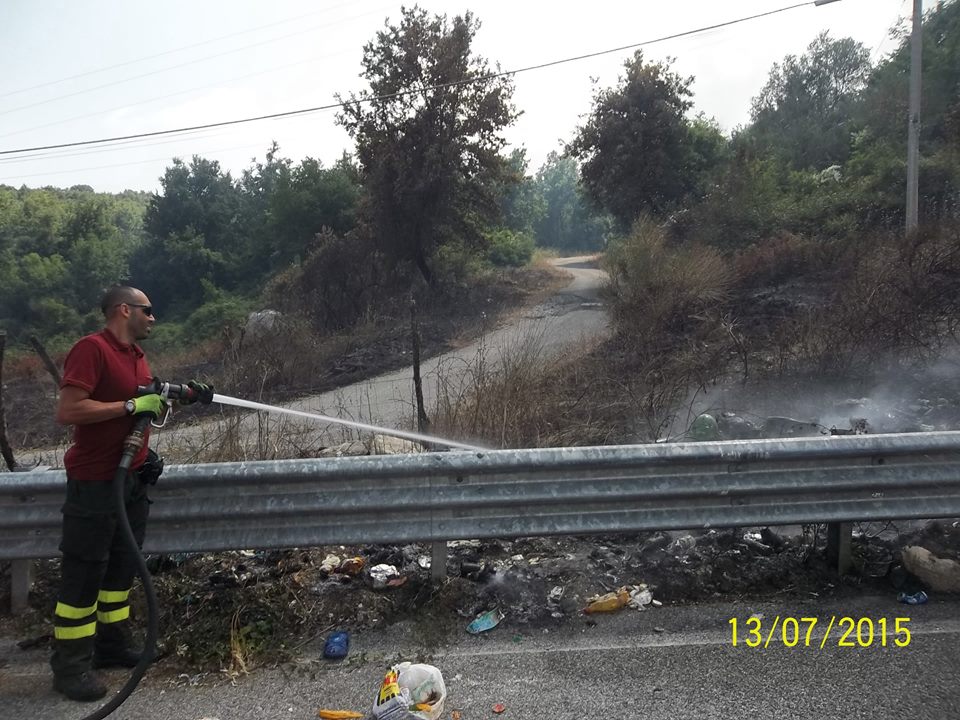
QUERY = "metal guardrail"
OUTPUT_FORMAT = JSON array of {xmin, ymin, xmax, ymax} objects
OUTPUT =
[{"xmin": 4, "ymin": 431, "xmax": 960, "ymax": 611}]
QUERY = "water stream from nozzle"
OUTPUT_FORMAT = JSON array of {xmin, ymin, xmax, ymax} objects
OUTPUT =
[{"xmin": 209, "ymin": 393, "xmax": 486, "ymax": 452}]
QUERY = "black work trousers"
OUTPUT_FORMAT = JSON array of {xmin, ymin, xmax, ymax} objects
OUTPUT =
[{"xmin": 51, "ymin": 474, "xmax": 149, "ymax": 679}]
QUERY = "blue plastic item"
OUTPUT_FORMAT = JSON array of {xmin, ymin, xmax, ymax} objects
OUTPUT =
[
  {"xmin": 897, "ymin": 590, "xmax": 929, "ymax": 605},
  {"xmin": 466, "ymin": 608, "xmax": 504, "ymax": 634},
  {"xmin": 323, "ymin": 631, "xmax": 350, "ymax": 659}
]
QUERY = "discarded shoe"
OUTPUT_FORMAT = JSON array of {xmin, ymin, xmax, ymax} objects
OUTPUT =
[
  {"xmin": 323, "ymin": 631, "xmax": 349, "ymax": 660},
  {"xmin": 53, "ymin": 671, "xmax": 108, "ymax": 702}
]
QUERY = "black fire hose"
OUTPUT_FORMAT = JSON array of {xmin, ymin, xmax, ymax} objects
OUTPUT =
[{"xmin": 80, "ymin": 414, "xmax": 158, "ymax": 720}]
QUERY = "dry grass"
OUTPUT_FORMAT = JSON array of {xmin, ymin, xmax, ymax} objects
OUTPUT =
[
  {"xmin": 603, "ymin": 216, "xmax": 733, "ymax": 338},
  {"xmin": 429, "ymin": 328, "xmax": 617, "ymax": 447},
  {"xmin": 759, "ymin": 222, "xmax": 960, "ymax": 374}
]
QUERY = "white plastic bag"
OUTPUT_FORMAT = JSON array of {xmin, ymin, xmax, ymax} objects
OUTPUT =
[{"xmin": 371, "ymin": 662, "xmax": 446, "ymax": 720}]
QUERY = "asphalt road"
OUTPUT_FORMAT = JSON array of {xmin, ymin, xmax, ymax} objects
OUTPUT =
[
  {"xmin": 15, "ymin": 255, "xmax": 609, "ymax": 467},
  {"xmin": 3, "ymin": 593, "xmax": 958, "ymax": 719},
  {"xmin": 153, "ymin": 255, "xmax": 610, "ymax": 460}
]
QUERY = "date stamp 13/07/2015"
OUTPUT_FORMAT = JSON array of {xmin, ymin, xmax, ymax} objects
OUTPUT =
[{"xmin": 729, "ymin": 616, "xmax": 912, "ymax": 649}]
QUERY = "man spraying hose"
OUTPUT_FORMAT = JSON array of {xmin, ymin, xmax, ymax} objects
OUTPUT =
[{"xmin": 51, "ymin": 285, "xmax": 213, "ymax": 702}]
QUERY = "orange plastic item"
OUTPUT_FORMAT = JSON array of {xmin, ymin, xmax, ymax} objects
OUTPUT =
[
  {"xmin": 340, "ymin": 557, "xmax": 366, "ymax": 575},
  {"xmin": 583, "ymin": 587, "xmax": 630, "ymax": 614},
  {"xmin": 493, "ymin": 703, "xmax": 507, "ymax": 714},
  {"xmin": 317, "ymin": 711, "xmax": 364, "ymax": 719}
]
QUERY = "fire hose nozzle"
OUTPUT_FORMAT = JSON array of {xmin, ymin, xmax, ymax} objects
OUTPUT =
[
  {"xmin": 136, "ymin": 378, "xmax": 198, "ymax": 403},
  {"xmin": 135, "ymin": 378, "xmax": 192, "ymax": 428}
]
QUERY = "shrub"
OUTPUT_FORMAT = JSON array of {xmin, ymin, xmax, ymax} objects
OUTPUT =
[
  {"xmin": 184, "ymin": 296, "xmax": 255, "ymax": 339},
  {"xmin": 603, "ymin": 216, "xmax": 733, "ymax": 338},
  {"xmin": 486, "ymin": 229, "xmax": 534, "ymax": 267}
]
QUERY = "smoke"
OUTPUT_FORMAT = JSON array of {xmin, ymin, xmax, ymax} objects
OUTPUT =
[{"xmin": 666, "ymin": 339, "xmax": 960, "ymax": 440}]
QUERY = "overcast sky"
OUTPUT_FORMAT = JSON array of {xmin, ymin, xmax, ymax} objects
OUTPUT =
[{"xmin": 0, "ymin": 0, "xmax": 924, "ymax": 193}]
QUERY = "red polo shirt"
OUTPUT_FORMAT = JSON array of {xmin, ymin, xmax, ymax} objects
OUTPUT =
[{"xmin": 61, "ymin": 329, "xmax": 153, "ymax": 481}]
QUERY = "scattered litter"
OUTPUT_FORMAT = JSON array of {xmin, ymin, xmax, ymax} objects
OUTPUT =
[
  {"xmin": 321, "ymin": 555, "xmax": 342, "ymax": 574},
  {"xmin": 898, "ymin": 590, "xmax": 929, "ymax": 605},
  {"xmin": 371, "ymin": 662, "xmax": 447, "ymax": 720},
  {"xmin": 370, "ymin": 564, "xmax": 399, "ymax": 589},
  {"xmin": 547, "ymin": 585, "xmax": 565, "ymax": 616},
  {"xmin": 584, "ymin": 587, "xmax": 629, "ymax": 614},
  {"xmin": 418, "ymin": 556, "xmax": 432, "ymax": 569},
  {"xmin": 627, "ymin": 585, "xmax": 653, "ymax": 609},
  {"xmin": 452, "ymin": 712, "xmax": 462, "ymax": 720},
  {"xmin": 667, "ymin": 535, "xmax": 696, "ymax": 556},
  {"xmin": 902, "ymin": 546, "xmax": 960, "ymax": 592},
  {"xmin": 510, "ymin": 554, "xmax": 524, "ymax": 562},
  {"xmin": 339, "ymin": 557, "xmax": 365, "ymax": 576},
  {"xmin": 447, "ymin": 540, "xmax": 481, "ymax": 549},
  {"xmin": 460, "ymin": 561, "xmax": 495, "ymax": 582},
  {"xmin": 651, "ymin": 600, "xmax": 663, "ymax": 607},
  {"xmin": 760, "ymin": 527, "xmax": 786, "ymax": 551},
  {"xmin": 386, "ymin": 576, "xmax": 408, "ymax": 589},
  {"xmin": 741, "ymin": 535, "xmax": 774, "ymax": 556},
  {"xmin": 323, "ymin": 631, "xmax": 349, "ymax": 660},
  {"xmin": 16, "ymin": 634, "xmax": 50, "ymax": 650},
  {"xmin": 467, "ymin": 608, "xmax": 504, "ymax": 634},
  {"xmin": 318, "ymin": 711, "xmax": 364, "ymax": 719},
  {"xmin": 653, "ymin": 627, "xmax": 666, "ymax": 633},
  {"xmin": 492, "ymin": 703, "xmax": 506, "ymax": 714}
]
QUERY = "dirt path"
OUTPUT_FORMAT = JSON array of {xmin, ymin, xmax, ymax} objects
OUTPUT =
[{"xmin": 145, "ymin": 256, "xmax": 609, "ymax": 460}]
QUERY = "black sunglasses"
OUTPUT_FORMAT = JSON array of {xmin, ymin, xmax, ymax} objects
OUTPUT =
[{"xmin": 115, "ymin": 303, "xmax": 154, "ymax": 317}]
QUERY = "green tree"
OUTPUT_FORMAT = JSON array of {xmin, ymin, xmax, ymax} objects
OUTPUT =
[
  {"xmin": 533, "ymin": 152, "xmax": 609, "ymax": 252},
  {"xmin": 749, "ymin": 32, "xmax": 872, "ymax": 170},
  {"xmin": 494, "ymin": 148, "xmax": 545, "ymax": 236},
  {"xmin": 336, "ymin": 6, "xmax": 517, "ymax": 285},
  {"xmin": 137, "ymin": 156, "xmax": 242, "ymax": 313},
  {"xmin": 569, "ymin": 52, "xmax": 705, "ymax": 228},
  {"xmin": 63, "ymin": 198, "xmax": 132, "ymax": 308},
  {"xmin": 145, "ymin": 157, "xmax": 241, "ymax": 257},
  {"xmin": 18, "ymin": 189, "xmax": 66, "ymax": 256},
  {"xmin": 266, "ymin": 154, "xmax": 361, "ymax": 268},
  {"xmin": 855, "ymin": 0, "xmax": 959, "ymax": 222}
]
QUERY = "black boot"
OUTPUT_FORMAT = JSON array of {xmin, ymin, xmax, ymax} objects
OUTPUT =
[
  {"xmin": 51, "ymin": 633, "xmax": 103, "ymax": 698},
  {"xmin": 94, "ymin": 619, "xmax": 152, "ymax": 669},
  {"xmin": 53, "ymin": 671, "xmax": 108, "ymax": 702}
]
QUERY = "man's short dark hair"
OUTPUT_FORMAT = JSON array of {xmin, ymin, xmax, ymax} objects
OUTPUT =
[{"xmin": 100, "ymin": 286, "xmax": 141, "ymax": 317}]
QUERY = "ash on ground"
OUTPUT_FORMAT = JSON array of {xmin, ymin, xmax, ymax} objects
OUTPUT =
[{"xmin": 5, "ymin": 520, "xmax": 960, "ymax": 673}]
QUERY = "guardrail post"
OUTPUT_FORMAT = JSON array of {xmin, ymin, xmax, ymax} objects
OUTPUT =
[
  {"xmin": 11, "ymin": 559, "xmax": 33, "ymax": 614},
  {"xmin": 826, "ymin": 522, "xmax": 853, "ymax": 575},
  {"xmin": 430, "ymin": 541, "xmax": 447, "ymax": 582}
]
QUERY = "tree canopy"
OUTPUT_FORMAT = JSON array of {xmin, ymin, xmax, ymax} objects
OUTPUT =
[
  {"xmin": 336, "ymin": 6, "xmax": 517, "ymax": 285},
  {"xmin": 569, "ymin": 52, "xmax": 718, "ymax": 228}
]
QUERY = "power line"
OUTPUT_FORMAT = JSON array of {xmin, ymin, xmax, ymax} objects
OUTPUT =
[
  {"xmin": 871, "ymin": 0, "xmax": 910, "ymax": 59},
  {"xmin": 0, "ymin": 1, "xmax": 817, "ymax": 159},
  {"xmin": 0, "ymin": 128, "xmax": 232, "ymax": 165},
  {"xmin": 0, "ymin": 5, "xmax": 392, "ymax": 119},
  {"xmin": 0, "ymin": 48, "xmax": 353, "ymax": 142},
  {"xmin": 0, "ymin": 141, "xmax": 266, "ymax": 182},
  {"xmin": 0, "ymin": 0, "xmax": 362, "ymax": 100}
]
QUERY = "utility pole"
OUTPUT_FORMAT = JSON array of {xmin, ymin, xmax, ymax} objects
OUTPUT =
[{"xmin": 905, "ymin": 0, "xmax": 923, "ymax": 232}]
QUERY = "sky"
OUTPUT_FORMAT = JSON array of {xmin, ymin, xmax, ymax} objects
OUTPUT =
[{"xmin": 0, "ymin": 0, "xmax": 926, "ymax": 193}]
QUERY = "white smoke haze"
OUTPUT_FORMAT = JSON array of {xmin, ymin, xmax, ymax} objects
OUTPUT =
[{"xmin": 667, "ymin": 339, "xmax": 960, "ymax": 440}]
